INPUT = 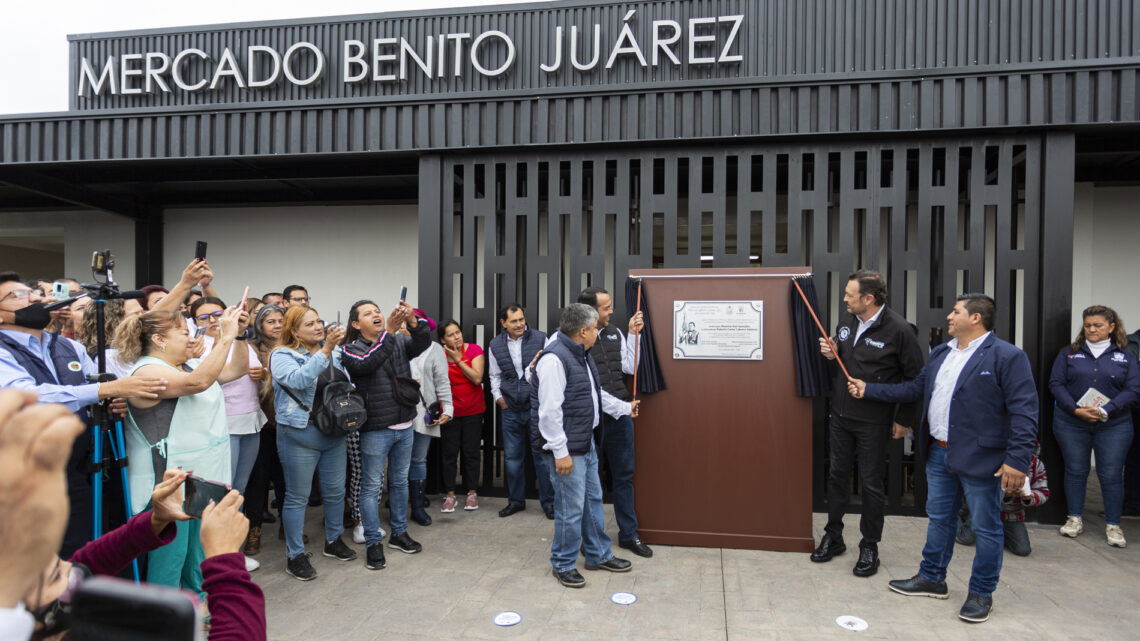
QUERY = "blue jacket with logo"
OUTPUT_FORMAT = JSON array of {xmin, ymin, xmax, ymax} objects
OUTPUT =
[
  {"xmin": 1048, "ymin": 342, "xmax": 1140, "ymax": 420},
  {"xmin": 865, "ymin": 333, "xmax": 1039, "ymax": 477}
]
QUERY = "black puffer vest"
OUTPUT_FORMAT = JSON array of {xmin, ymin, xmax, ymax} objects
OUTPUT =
[{"xmin": 589, "ymin": 324, "xmax": 630, "ymax": 403}]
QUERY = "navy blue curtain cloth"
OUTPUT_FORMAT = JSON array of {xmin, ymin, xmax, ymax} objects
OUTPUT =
[
  {"xmin": 790, "ymin": 277, "xmax": 832, "ymax": 398},
  {"xmin": 625, "ymin": 276, "xmax": 666, "ymax": 394}
]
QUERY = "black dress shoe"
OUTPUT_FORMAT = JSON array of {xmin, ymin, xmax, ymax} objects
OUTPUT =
[
  {"xmin": 498, "ymin": 503, "xmax": 526, "ymax": 518},
  {"xmin": 958, "ymin": 593, "xmax": 993, "ymax": 623},
  {"xmin": 554, "ymin": 568, "xmax": 586, "ymax": 588},
  {"xmin": 852, "ymin": 545, "xmax": 879, "ymax": 577},
  {"xmin": 888, "ymin": 574, "xmax": 949, "ymax": 599},
  {"xmin": 619, "ymin": 538, "xmax": 653, "ymax": 558},
  {"xmin": 543, "ymin": 505, "xmax": 555, "ymax": 520},
  {"xmin": 584, "ymin": 556, "xmax": 632, "ymax": 572},
  {"xmin": 262, "ymin": 511, "xmax": 277, "ymax": 524},
  {"xmin": 809, "ymin": 533, "xmax": 846, "ymax": 563}
]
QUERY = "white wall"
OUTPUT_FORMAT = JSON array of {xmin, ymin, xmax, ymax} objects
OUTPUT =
[
  {"xmin": 0, "ymin": 210, "xmax": 136, "ymax": 283},
  {"xmin": 1071, "ymin": 184, "xmax": 1140, "ymax": 334},
  {"xmin": 162, "ymin": 205, "xmax": 419, "ymax": 321}
]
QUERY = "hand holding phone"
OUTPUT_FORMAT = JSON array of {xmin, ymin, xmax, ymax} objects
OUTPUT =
[
  {"xmin": 194, "ymin": 241, "xmax": 208, "ymax": 261},
  {"xmin": 182, "ymin": 474, "xmax": 230, "ymax": 519},
  {"xmin": 399, "ymin": 285, "xmax": 407, "ymax": 304}
]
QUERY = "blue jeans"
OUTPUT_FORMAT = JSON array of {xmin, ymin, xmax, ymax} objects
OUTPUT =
[
  {"xmin": 410, "ymin": 430, "xmax": 432, "ymax": 482},
  {"xmin": 1053, "ymin": 410, "xmax": 1134, "ymax": 525},
  {"xmin": 277, "ymin": 424, "xmax": 347, "ymax": 558},
  {"xmin": 919, "ymin": 444, "xmax": 1003, "ymax": 597},
  {"xmin": 546, "ymin": 441, "xmax": 613, "ymax": 572},
  {"xmin": 601, "ymin": 414, "xmax": 638, "ymax": 541},
  {"xmin": 229, "ymin": 432, "xmax": 260, "ymax": 494},
  {"xmin": 360, "ymin": 428, "xmax": 412, "ymax": 544},
  {"xmin": 502, "ymin": 408, "xmax": 554, "ymax": 509}
]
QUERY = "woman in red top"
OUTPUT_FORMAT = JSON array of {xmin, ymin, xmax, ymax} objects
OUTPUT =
[{"xmin": 438, "ymin": 320, "xmax": 485, "ymax": 512}]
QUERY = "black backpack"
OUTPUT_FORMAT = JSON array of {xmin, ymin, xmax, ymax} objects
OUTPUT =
[{"xmin": 277, "ymin": 357, "xmax": 367, "ymax": 438}]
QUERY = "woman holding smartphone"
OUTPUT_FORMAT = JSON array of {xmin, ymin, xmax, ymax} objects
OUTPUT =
[
  {"xmin": 113, "ymin": 304, "xmax": 249, "ymax": 593},
  {"xmin": 270, "ymin": 306, "xmax": 353, "ymax": 581},
  {"xmin": 244, "ymin": 304, "xmax": 288, "ymax": 555},
  {"xmin": 190, "ymin": 296, "xmax": 266, "ymax": 572}
]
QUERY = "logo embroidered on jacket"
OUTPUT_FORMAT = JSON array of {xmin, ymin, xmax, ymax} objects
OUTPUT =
[
  {"xmin": 979, "ymin": 370, "xmax": 993, "ymax": 376},
  {"xmin": 1069, "ymin": 353, "xmax": 1086, "ymax": 359},
  {"xmin": 864, "ymin": 338, "xmax": 885, "ymax": 349},
  {"xmin": 1112, "ymin": 352, "xmax": 1126, "ymax": 362},
  {"xmin": 838, "ymin": 327, "xmax": 851, "ymax": 341},
  {"xmin": 67, "ymin": 361, "xmax": 82, "ymax": 372},
  {"xmin": 606, "ymin": 334, "xmax": 618, "ymax": 341}
]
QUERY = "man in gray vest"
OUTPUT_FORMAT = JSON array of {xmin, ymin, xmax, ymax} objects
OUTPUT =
[
  {"xmin": 488, "ymin": 303, "xmax": 554, "ymax": 519},
  {"xmin": 577, "ymin": 287, "xmax": 652, "ymax": 558},
  {"xmin": 531, "ymin": 303, "xmax": 639, "ymax": 588}
]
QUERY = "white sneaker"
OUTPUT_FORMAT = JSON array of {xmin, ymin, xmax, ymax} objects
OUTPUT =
[
  {"xmin": 1059, "ymin": 515, "xmax": 1083, "ymax": 537},
  {"xmin": 244, "ymin": 555, "xmax": 261, "ymax": 572},
  {"xmin": 353, "ymin": 523, "xmax": 365, "ymax": 544},
  {"xmin": 1107, "ymin": 525, "xmax": 1127, "ymax": 548}
]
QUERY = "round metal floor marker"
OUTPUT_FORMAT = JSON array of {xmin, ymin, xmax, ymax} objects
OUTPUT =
[
  {"xmin": 610, "ymin": 592, "xmax": 638, "ymax": 605},
  {"xmin": 493, "ymin": 611, "xmax": 522, "ymax": 626},
  {"xmin": 836, "ymin": 615, "xmax": 868, "ymax": 631}
]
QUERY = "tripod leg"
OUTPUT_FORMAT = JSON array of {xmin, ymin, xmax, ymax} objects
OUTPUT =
[
  {"xmin": 111, "ymin": 419, "xmax": 141, "ymax": 583},
  {"xmin": 91, "ymin": 423, "xmax": 103, "ymax": 540}
]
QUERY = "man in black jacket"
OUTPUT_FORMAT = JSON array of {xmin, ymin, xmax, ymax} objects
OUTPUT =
[
  {"xmin": 811, "ymin": 270, "xmax": 925, "ymax": 577},
  {"xmin": 577, "ymin": 287, "xmax": 651, "ymax": 558},
  {"xmin": 341, "ymin": 301, "xmax": 431, "ymax": 571}
]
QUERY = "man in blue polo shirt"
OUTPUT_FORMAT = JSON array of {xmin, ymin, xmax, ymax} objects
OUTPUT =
[
  {"xmin": 848, "ymin": 293, "xmax": 1038, "ymax": 624},
  {"xmin": 0, "ymin": 272, "xmax": 167, "ymax": 555}
]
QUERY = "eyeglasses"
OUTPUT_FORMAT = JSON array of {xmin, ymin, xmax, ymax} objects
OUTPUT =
[
  {"xmin": 32, "ymin": 561, "xmax": 91, "ymax": 635},
  {"xmin": 0, "ymin": 288, "xmax": 34, "ymax": 302},
  {"xmin": 289, "ymin": 297, "xmax": 311, "ymax": 303},
  {"xmin": 195, "ymin": 310, "xmax": 224, "ymax": 321}
]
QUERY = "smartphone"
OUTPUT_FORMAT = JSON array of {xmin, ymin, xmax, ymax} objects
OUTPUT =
[
  {"xmin": 71, "ymin": 577, "xmax": 200, "ymax": 641},
  {"xmin": 194, "ymin": 241, "xmax": 208, "ymax": 261},
  {"xmin": 52, "ymin": 281, "xmax": 69, "ymax": 300},
  {"xmin": 399, "ymin": 285, "xmax": 407, "ymax": 304},
  {"xmin": 182, "ymin": 474, "xmax": 230, "ymax": 519}
]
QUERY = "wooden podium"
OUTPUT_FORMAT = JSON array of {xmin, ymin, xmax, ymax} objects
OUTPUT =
[{"xmin": 629, "ymin": 267, "xmax": 814, "ymax": 553}]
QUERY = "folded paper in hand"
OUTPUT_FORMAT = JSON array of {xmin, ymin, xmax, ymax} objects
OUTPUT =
[{"xmin": 1077, "ymin": 387, "xmax": 1111, "ymax": 408}]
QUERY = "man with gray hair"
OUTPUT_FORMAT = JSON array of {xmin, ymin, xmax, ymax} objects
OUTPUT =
[{"xmin": 529, "ymin": 303, "xmax": 640, "ymax": 588}]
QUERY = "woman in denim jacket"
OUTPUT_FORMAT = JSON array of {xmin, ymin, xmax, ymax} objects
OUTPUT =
[{"xmin": 270, "ymin": 306, "xmax": 355, "ymax": 581}]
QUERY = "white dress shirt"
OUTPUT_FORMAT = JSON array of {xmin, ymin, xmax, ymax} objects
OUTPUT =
[
  {"xmin": 535, "ymin": 351, "xmax": 632, "ymax": 459},
  {"xmin": 488, "ymin": 332, "xmax": 526, "ymax": 402},
  {"xmin": 927, "ymin": 332, "xmax": 991, "ymax": 441},
  {"xmin": 853, "ymin": 306, "xmax": 885, "ymax": 344}
]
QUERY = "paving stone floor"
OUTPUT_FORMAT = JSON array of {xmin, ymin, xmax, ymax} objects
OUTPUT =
[{"xmin": 251, "ymin": 490, "xmax": 1139, "ymax": 641}]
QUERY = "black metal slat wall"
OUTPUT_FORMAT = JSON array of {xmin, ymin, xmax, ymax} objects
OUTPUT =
[
  {"xmin": 3, "ymin": 66, "xmax": 1139, "ymax": 164},
  {"xmin": 418, "ymin": 135, "xmax": 1056, "ymax": 514}
]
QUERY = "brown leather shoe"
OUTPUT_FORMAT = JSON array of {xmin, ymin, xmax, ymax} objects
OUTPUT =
[{"xmin": 244, "ymin": 526, "xmax": 262, "ymax": 556}]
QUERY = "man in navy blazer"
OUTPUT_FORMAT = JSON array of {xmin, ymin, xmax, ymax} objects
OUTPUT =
[{"xmin": 848, "ymin": 293, "xmax": 1038, "ymax": 624}]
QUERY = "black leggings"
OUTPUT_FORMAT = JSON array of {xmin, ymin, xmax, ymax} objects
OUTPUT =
[
  {"xmin": 441, "ymin": 414, "xmax": 482, "ymax": 493},
  {"xmin": 244, "ymin": 425, "xmax": 286, "ymax": 527}
]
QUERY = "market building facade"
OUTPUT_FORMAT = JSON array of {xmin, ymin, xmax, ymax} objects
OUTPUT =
[{"xmin": 3, "ymin": 0, "xmax": 1140, "ymax": 521}]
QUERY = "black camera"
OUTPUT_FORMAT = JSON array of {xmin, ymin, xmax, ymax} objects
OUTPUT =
[{"xmin": 425, "ymin": 401, "xmax": 443, "ymax": 424}]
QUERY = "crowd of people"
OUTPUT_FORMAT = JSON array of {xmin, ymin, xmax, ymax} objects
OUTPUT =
[
  {"xmin": 0, "ymin": 259, "xmax": 656, "ymax": 638},
  {"xmin": 1, "ymin": 260, "xmax": 1138, "ymax": 636}
]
